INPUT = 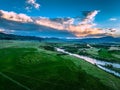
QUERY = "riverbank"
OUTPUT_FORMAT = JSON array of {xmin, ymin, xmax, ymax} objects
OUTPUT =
[{"xmin": 56, "ymin": 48, "xmax": 120, "ymax": 77}]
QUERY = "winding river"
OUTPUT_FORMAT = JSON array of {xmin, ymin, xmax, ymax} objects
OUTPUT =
[{"xmin": 56, "ymin": 48, "xmax": 120, "ymax": 77}]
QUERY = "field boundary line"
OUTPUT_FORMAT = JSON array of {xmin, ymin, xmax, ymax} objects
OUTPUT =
[{"xmin": 0, "ymin": 72, "xmax": 30, "ymax": 90}]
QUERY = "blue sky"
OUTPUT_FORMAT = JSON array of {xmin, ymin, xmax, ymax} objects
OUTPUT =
[{"xmin": 0, "ymin": 0, "xmax": 120, "ymax": 38}]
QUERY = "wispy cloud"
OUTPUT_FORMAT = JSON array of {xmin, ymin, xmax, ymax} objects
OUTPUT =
[
  {"xmin": 0, "ymin": 28, "xmax": 15, "ymax": 34},
  {"xmin": 81, "ymin": 10, "xmax": 100, "ymax": 24},
  {"xmin": 109, "ymin": 18, "xmax": 117, "ymax": 21},
  {"xmin": 0, "ymin": 10, "xmax": 33, "ymax": 23},
  {"xmin": 26, "ymin": 0, "xmax": 40, "ymax": 11}
]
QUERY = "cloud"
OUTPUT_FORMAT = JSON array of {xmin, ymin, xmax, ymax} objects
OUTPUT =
[
  {"xmin": 109, "ymin": 18, "xmax": 117, "ymax": 21},
  {"xmin": 104, "ymin": 28, "xmax": 119, "ymax": 37},
  {"xmin": 0, "ymin": 28, "xmax": 5, "ymax": 32},
  {"xmin": 0, "ymin": 10, "xmax": 107, "ymax": 37},
  {"xmin": 112, "ymin": 30, "xmax": 120, "ymax": 37},
  {"xmin": 0, "ymin": 28, "xmax": 15, "ymax": 34},
  {"xmin": 0, "ymin": 10, "xmax": 33, "ymax": 23},
  {"xmin": 26, "ymin": 0, "xmax": 40, "ymax": 10},
  {"xmin": 34, "ymin": 10, "xmax": 104, "ymax": 37},
  {"xmin": 81, "ymin": 10, "xmax": 100, "ymax": 24}
]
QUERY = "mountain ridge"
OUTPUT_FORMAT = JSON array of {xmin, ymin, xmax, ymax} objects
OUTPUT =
[{"xmin": 0, "ymin": 32, "xmax": 120, "ymax": 43}]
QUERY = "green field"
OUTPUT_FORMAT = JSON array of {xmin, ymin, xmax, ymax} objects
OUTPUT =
[
  {"xmin": 0, "ymin": 40, "xmax": 120, "ymax": 90},
  {"xmin": 61, "ymin": 44, "xmax": 120, "ymax": 63}
]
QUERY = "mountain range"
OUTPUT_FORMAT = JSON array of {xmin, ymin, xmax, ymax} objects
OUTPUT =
[{"xmin": 0, "ymin": 32, "xmax": 120, "ymax": 44}]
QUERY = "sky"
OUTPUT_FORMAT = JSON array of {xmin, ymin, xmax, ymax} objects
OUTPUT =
[{"xmin": 0, "ymin": 0, "xmax": 120, "ymax": 38}]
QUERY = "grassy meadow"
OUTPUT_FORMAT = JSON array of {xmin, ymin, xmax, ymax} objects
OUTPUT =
[{"xmin": 0, "ymin": 40, "xmax": 120, "ymax": 90}]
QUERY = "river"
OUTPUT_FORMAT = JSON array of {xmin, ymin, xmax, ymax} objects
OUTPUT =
[{"xmin": 56, "ymin": 48, "xmax": 120, "ymax": 77}]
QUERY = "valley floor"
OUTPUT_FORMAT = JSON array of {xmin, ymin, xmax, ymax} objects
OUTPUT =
[{"xmin": 0, "ymin": 40, "xmax": 120, "ymax": 90}]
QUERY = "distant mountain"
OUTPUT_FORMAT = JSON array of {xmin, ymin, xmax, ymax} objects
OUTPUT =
[
  {"xmin": 0, "ymin": 32, "xmax": 43, "ymax": 41},
  {"xmin": 66, "ymin": 36, "xmax": 120, "ymax": 44},
  {"xmin": 0, "ymin": 32, "xmax": 120, "ymax": 43},
  {"xmin": 81, "ymin": 36, "xmax": 120, "ymax": 43}
]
